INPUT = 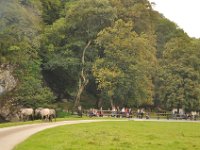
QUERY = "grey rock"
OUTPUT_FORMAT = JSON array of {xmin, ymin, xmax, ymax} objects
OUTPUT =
[{"xmin": 0, "ymin": 66, "xmax": 17, "ymax": 95}]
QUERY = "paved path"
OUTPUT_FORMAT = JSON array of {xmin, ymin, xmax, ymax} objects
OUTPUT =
[{"xmin": 0, "ymin": 120, "xmax": 126, "ymax": 150}]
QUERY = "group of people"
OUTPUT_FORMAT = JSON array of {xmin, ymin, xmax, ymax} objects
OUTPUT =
[
  {"xmin": 88, "ymin": 108, "xmax": 103, "ymax": 117},
  {"xmin": 88, "ymin": 107, "xmax": 134, "ymax": 118},
  {"xmin": 172, "ymin": 111, "xmax": 199, "ymax": 120},
  {"xmin": 111, "ymin": 106, "xmax": 133, "ymax": 118},
  {"xmin": 81, "ymin": 107, "xmax": 200, "ymax": 120},
  {"xmin": 87, "ymin": 107, "xmax": 150, "ymax": 119},
  {"xmin": 136, "ymin": 108, "xmax": 150, "ymax": 119}
]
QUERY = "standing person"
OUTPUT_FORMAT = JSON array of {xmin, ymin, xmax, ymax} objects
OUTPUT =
[
  {"xmin": 125, "ymin": 108, "xmax": 129, "ymax": 118},
  {"xmin": 121, "ymin": 107, "xmax": 125, "ymax": 118},
  {"xmin": 128, "ymin": 108, "xmax": 132, "ymax": 118},
  {"xmin": 111, "ymin": 106, "xmax": 116, "ymax": 117},
  {"xmin": 88, "ymin": 108, "xmax": 93, "ymax": 117},
  {"xmin": 99, "ymin": 107, "xmax": 103, "ymax": 117},
  {"xmin": 78, "ymin": 105, "xmax": 82, "ymax": 117},
  {"xmin": 141, "ymin": 108, "xmax": 145, "ymax": 119},
  {"xmin": 137, "ymin": 109, "xmax": 141, "ymax": 118},
  {"xmin": 146, "ymin": 112, "xmax": 150, "ymax": 119},
  {"xmin": 116, "ymin": 106, "xmax": 120, "ymax": 118}
]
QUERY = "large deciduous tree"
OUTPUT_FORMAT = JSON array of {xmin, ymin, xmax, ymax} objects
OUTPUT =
[
  {"xmin": 93, "ymin": 20, "xmax": 157, "ymax": 108},
  {"xmin": 65, "ymin": 0, "xmax": 116, "ymax": 109},
  {"xmin": 157, "ymin": 37, "xmax": 200, "ymax": 112},
  {"xmin": 41, "ymin": 0, "xmax": 117, "ymax": 109}
]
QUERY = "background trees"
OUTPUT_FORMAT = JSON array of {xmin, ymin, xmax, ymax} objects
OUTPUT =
[
  {"xmin": 40, "ymin": 0, "xmax": 117, "ymax": 109},
  {"xmin": 93, "ymin": 20, "xmax": 156, "ymax": 108},
  {"xmin": 0, "ymin": 0, "xmax": 200, "ymax": 117},
  {"xmin": 0, "ymin": 0, "xmax": 54, "ymax": 109},
  {"xmin": 156, "ymin": 37, "xmax": 200, "ymax": 112}
]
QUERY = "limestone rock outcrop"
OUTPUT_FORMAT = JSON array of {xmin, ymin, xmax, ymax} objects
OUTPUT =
[
  {"xmin": 0, "ymin": 65, "xmax": 18, "ymax": 122},
  {"xmin": 0, "ymin": 65, "xmax": 17, "ymax": 95}
]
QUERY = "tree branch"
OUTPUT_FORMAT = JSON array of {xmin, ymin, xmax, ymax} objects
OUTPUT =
[{"xmin": 74, "ymin": 40, "xmax": 91, "ymax": 109}]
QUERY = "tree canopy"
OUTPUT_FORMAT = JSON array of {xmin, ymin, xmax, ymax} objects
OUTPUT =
[{"xmin": 1, "ymin": 0, "xmax": 200, "ymax": 114}]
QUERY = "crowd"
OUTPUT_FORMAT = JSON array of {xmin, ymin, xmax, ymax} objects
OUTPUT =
[
  {"xmin": 85, "ymin": 107, "xmax": 199, "ymax": 120},
  {"xmin": 87, "ymin": 107, "xmax": 150, "ymax": 119}
]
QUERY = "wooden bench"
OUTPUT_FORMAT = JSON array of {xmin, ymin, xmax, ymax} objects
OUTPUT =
[
  {"xmin": 156, "ymin": 113, "xmax": 171, "ymax": 120},
  {"xmin": 87, "ymin": 110, "xmax": 134, "ymax": 118}
]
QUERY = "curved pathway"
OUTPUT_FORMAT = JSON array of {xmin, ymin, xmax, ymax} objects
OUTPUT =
[
  {"xmin": 0, "ymin": 120, "xmax": 126, "ymax": 150},
  {"xmin": 0, "ymin": 119, "xmax": 199, "ymax": 150}
]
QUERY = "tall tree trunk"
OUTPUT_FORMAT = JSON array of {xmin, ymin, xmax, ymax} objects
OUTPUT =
[
  {"xmin": 73, "ymin": 40, "xmax": 91, "ymax": 110},
  {"xmin": 96, "ymin": 97, "xmax": 103, "ymax": 109},
  {"xmin": 177, "ymin": 101, "xmax": 180, "ymax": 114},
  {"xmin": 110, "ymin": 97, "xmax": 114, "ymax": 108}
]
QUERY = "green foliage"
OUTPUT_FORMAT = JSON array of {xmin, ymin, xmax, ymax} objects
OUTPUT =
[
  {"xmin": 65, "ymin": 0, "xmax": 117, "ymax": 40},
  {"xmin": 93, "ymin": 20, "xmax": 157, "ymax": 107},
  {"xmin": 110, "ymin": 0, "xmax": 157, "ymax": 33},
  {"xmin": 1, "ymin": 0, "xmax": 199, "ymax": 113},
  {"xmin": 0, "ymin": 0, "xmax": 54, "ymax": 109},
  {"xmin": 156, "ymin": 38, "xmax": 200, "ymax": 111},
  {"xmin": 14, "ymin": 57, "xmax": 55, "ymax": 108},
  {"xmin": 40, "ymin": 0, "xmax": 117, "ymax": 101},
  {"xmin": 155, "ymin": 18, "xmax": 188, "ymax": 58},
  {"xmin": 16, "ymin": 77, "xmax": 55, "ymax": 108},
  {"xmin": 0, "ymin": 0, "xmax": 41, "ymax": 64},
  {"xmin": 40, "ymin": 0, "xmax": 63, "ymax": 24}
]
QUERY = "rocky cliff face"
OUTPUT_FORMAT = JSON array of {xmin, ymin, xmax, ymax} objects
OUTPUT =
[
  {"xmin": 0, "ymin": 65, "xmax": 18, "ymax": 122},
  {"xmin": 0, "ymin": 65, "xmax": 17, "ymax": 95}
]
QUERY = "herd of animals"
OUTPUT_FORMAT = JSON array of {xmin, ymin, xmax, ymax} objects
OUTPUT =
[{"xmin": 19, "ymin": 108, "xmax": 56, "ymax": 122}]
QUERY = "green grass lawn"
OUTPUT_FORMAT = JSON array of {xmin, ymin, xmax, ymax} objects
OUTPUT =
[{"xmin": 14, "ymin": 121, "xmax": 200, "ymax": 150}]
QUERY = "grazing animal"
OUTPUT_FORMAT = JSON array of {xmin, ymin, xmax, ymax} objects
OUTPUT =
[
  {"xmin": 35, "ymin": 108, "xmax": 56, "ymax": 121},
  {"xmin": 35, "ymin": 107, "xmax": 43, "ymax": 119},
  {"xmin": 19, "ymin": 108, "xmax": 34, "ymax": 121},
  {"xmin": 40, "ymin": 108, "xmax": 50, "ymax": 121},
  {"xmin": 49, "ymin": 109, "xmax": 56, "ymax": 122}
]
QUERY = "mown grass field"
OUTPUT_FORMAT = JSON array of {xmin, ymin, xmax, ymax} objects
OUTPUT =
[{"xmin": 14, "ymin": 121, "xmax": 200, "ymax": 150}]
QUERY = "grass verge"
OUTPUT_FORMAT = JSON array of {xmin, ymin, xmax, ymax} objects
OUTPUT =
[
  {"xmin": 0, "ymin": 116, "xmax": 84, "ymax": 128},
  {"xmin": 14, "ymin": 121, "xmax": 200, "ymax": 150},
  {"xmin": 0, "ymin": 116, "xmax": 126, "ymax": 128}
]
